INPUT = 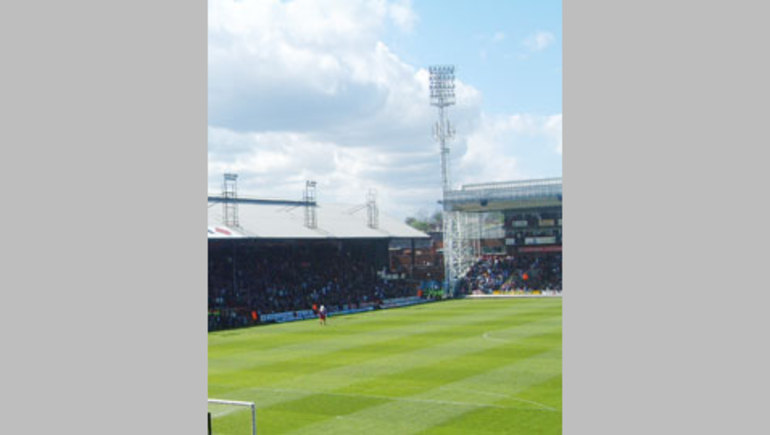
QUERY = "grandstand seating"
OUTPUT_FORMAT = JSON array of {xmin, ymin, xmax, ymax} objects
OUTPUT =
[
  {"xmin": 208, "ymin": 240, "xmax": 415, "ymax": 331},
  {"xmin": 458, "ymin": 253, "xmax": 562, "ymax": 295}
]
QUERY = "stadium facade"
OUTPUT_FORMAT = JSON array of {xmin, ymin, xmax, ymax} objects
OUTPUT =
[
  {"xmin": 207, "ymin": 177, "xmax": 561, "ymax": 330},
  {"xmin": 207, "ymin": 194, "xmax": 431, "ymax": 331},
  {"xmin": 445, "ymin": 178, "xmax": 562, "ymax": 250},
  {"xmin": 387, "ymin": 177, "xmax": 562, "ymax": 295},
  {"xmin": 440, "ymin": 177, "xmax": 562, "ymax": 292}
]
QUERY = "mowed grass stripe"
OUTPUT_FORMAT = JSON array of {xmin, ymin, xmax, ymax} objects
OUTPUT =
[
  {"xmin": 209, "ymin": 300, "xmax": 556, "ymax": 386},
  {"xmin": 419, "ymin": 406, "xmax": 561, "ymax": 435},
  {"xmin": 212, "ymin": 315, "xmax": 558, "ymax": 416},
  {"xmin": 208, "ymin": 299, "xmax": 517, "ymax": 351},
  {"xmin": 210, "ymin": 304, "xmax": 558, "ymax": 397},
  {"xmin": 278, "ymin": 328, "xmax": 560, "ymax": 434},
  {"xmin": 209, "ymin": 299, "xmax": 559, "ymax": 355},
  {"xmin": 208, "ymin": 298, "xmax": 561, "ymax": 434},
  {"xmin": 283, "ymin": 348, "xmax": 561, "ymax": 435},
  {"xmin": 209, "ymin": 299, "xmax": 555, "ymax": 371},
  {"xmin": 209, "ymin": 300, "xmax": 560, "ymax": 430},
  {"xmin": 419, "ymin": 352, "xmax": 562, "ymax": 435}
]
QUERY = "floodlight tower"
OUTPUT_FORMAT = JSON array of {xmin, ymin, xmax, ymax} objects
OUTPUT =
[
  {"xmin": 430, "ymin": 65, "xmax": 460, "ymax": 295},
  {"xmin": 430, "ymin": 65, "xmax": 456, "ymax": 194},
  {"xmin": 222, "ymin": 173, "xmax": 239, "ymax": 227},
  {"xmin": 303, "ymin": 180, "xmax": 317, "ymax": 229},
  {"xmin": 366, "ymin": 189, "xmax": 379, "ymax": 229}
]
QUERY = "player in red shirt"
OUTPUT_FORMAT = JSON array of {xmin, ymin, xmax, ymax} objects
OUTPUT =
[{"xmin": 319, "ymin": 304, "xmax": 327, "ymax": 325}]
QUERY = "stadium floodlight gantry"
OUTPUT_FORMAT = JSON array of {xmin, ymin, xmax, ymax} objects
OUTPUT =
[
  {"xmin": 445, "ymin": 178, "xmax": 562, "ymax": 212},
  {"xmin": 440, "ymin": 177, "xmax": 563, "ymax": 293}
]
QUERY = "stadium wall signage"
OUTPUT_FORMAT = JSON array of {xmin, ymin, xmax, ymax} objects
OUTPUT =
[
  {"xmin": 525, "ymin": 236, "xmax": 557, "ymax": 245},
  {"xmin": 260, "ymin": 310, "xmax": 316, "ymax": 323},
  {"xmin": 518, "ymin": 246, "xmax": 562, "ymax": 253},
  {"xmin": 378, "ymin": 296, "xmax": 426, "ymax": 309},
  {"xmin": 259, "ymin": 297, "xmax": 428, "ymax": 324}
]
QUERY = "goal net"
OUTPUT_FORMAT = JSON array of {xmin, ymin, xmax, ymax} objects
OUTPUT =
[{"xmin": 208, "ymin": 398, "xmax": 257, "ymax": 435}]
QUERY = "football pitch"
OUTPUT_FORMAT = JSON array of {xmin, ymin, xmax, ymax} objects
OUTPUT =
[{"xmin": 208, "ymin": 298, "xmax": 562, "ymax": 434}]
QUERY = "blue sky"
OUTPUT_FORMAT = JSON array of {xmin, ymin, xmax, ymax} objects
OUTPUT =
[
  {"xmin": 208, "ymin": 0, "xmax": 561, "ymax": 219},
  {"xmin": 385, "ymin": 1, "xmax": 561, "ymax": 114}
]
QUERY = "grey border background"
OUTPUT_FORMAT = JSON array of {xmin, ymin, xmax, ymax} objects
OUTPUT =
[
  {"xmin": 2, "ymin": 0, "xmax": 768, "ymax": 434},
  {"xmin": 565, "ymin": 0, "xmax": 769, "ymax": 433},
  {"xmin": 1, "ymin": 1, "xmax": 206, "ymax": 434}
]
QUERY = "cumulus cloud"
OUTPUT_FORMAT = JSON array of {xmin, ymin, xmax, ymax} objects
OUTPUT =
[
  {"xmin": 208, "ymin": 0, "xmax": 559, "ymax": 219},
  {"xmin": 208, "ymin": 0, "xmax": 447, "ymax": 136},
  {"xmin": 544, "ymin": 114, "xmax": 562, "ymax": 155},
  {"xmin": 208, "ymin": 126, "xmax": 444, "ymax": 217},
  {"xmin": 523, "ymin": 31, "xmax": 555, "ymax": 52},
  {"xmin": 388, "ymin": 0, "xmax": 418, "ymax": 32},
  {"xmin": 455, "ymin": 113, "xmax": 562, "ymax": 185}
]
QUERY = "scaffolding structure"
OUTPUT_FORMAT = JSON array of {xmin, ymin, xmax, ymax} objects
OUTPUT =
[
  {"xmin": 441, "ymin": 209, "xmax": 481, "ymax": 293},
  {"xmin": 442, "ymin": 178, "xmax": 563, "ymax": 289},
  {"xmin": 430, "ymin": 65, "xmax": 477, "ymax": 294},
  {"xmin": 429, "ymin": 66, "xmax": 563, "ymax": 295},
  {"xmin": 222, "ymin": 173, "xmax": 239, "ymax": 228},
  {"xmin": 366, "ymin": 189, "xmax": 379, "ymax": 229},
  {"xmin": 303, "ymin": 180, "xmax": 317, "ymax": 229}
]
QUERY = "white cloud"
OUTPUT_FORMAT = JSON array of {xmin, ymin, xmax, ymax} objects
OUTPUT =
[
  {"xmin": 208, "ymin": 126, "xmax": 443, "ymax": 217},
  {"xmin": 208, "ymin": 0, "xmax": 558, "ymax": 219},
  {"xmin": 455, "ymin": 113, "xmax": 562, "ymax": 186},
  {"xmin": 523, "ymin": 31, "xmax": 555, "ymax": 52},
  {"xmin": 388, "ymin": 0, "xmax": 418, "ymax": 32},
  {"xmin": 492, "ymin": 31, "xmax": 506, "ymax": 43},
  {"xmin": 544, "ymin": 114, "xmax": 563, "ymax": 155},
  {"xmin": 208, "ymin": 0, "xmax": 442, "ymax": 135}
]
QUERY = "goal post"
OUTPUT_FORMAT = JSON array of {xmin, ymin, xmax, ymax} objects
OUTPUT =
[{"xmin": 208, "ymin": 398, "xmax": 257, "ymax": 435}]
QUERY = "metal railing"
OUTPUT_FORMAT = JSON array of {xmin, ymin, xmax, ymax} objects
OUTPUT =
[{"xmin": 445, "ymin": 178, "xmax": 562, "ymax": 204}]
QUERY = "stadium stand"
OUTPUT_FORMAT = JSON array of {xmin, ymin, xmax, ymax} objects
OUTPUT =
[
  {"xmin": 208, "ymin": 240, "xmax": 416, "ymax": 331},
  {"xmin": 208, "ymin": 177, "xmax": 563, "ymax": 331},
  {"xmin": 389, "ymin": 231, "xmax": 444, "ymax": 282},
  {"xmin": 208, "ymin": 198, "xmax": 429, "ymax": 331},
  {"xmin": 457, "ymin": 253, "xmax": 562, "ymax": 295},
  {"xmin": 441, "ymin": 178, "xmax": 562, "ymax": 296}
]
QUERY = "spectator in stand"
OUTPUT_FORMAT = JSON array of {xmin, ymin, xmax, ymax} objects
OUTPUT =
[
  {"xmin": 208, "ymin": 241, "xmax": 417, "ymax": 331},
  {"xmin": 457, "ymin": 253, "xmax": 562, "ymax": 295}
]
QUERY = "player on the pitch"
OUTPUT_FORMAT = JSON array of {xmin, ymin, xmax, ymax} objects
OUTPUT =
[{"xmin": 318, "ymin": 304, "xmax": 327, "ymax": 325}]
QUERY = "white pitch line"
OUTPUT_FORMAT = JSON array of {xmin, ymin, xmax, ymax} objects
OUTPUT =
[
  {"xmin": 248, "ymin": 386, "xmax": 558, "ymax": 413},
  {"xmin": 508, "ymin": 397, "xmax": 558, "ymax": 412},
  {"xmin": 439, "ymin": 386, "xmax": 558, "ymax": 412},
  {"xmin": 440, "ymin": 386, "xmax": 509, "ymax": 398},
  {"xmin": 482, "ymin": 331, "xmax": 510, "ymax": 343}
]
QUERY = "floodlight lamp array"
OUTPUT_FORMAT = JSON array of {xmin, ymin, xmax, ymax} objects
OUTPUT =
[{"xmin": 429, "ymin": 65, "xmax": 455, "ymax": 107}]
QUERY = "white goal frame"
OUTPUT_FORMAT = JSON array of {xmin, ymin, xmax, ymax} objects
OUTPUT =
[{"xmin": 208, "ymin": 398, "xmax": 257, "ymax": 435}]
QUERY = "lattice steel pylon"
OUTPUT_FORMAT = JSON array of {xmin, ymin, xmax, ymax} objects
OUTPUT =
[
  {"xmin": 303, "ymin": 180, "xmax": 317, "ymax": 229},
  {"xmin": 222, "ymin": 173, "xmax": 239, "ymax": 228},
  {"xmin": 430, "ymin": 65, "xmax": 473, "ymax": 295},
  {"xmin": 366, "ymin": 189, "xmax": 379, "ymax": 229}
]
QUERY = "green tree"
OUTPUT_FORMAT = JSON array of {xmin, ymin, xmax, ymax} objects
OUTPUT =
[
  {"xmin": 405, "ymin": 216, "xmax": 430, "ymax": 232},
  {"xmin": 406, "ymin": 208, "xmax": 443, "ymax": 232}
]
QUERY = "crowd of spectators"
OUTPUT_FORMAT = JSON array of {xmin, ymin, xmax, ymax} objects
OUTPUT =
[
  {"xmin": 209, "ymin": 241, "xmax": 415, "ymax": 331},
  {"xmin": 457, "ymin": 253, "xmax": 562, "ymax": 295}
]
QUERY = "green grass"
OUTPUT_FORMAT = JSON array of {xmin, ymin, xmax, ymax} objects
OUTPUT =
[{"xmin": 209, "ymin": 298, "xmax": 562, "ymax": 434}]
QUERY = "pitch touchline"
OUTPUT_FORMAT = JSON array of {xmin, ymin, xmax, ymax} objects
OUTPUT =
[
  {"xmin": 482, "ymin": 331, "xmax": 510, "ymax": 342},
  {"xmin": 438, "ymin": 386, "xmax": 558, "ymax": 411},
  {"xmin": 247, "ymin": 387, "xmax": 559, "ymax": 413}
]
